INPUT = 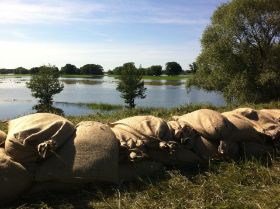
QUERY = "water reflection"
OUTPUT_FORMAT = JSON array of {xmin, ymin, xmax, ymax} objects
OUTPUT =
[
  {"xmin": 61, "ymin": 79, "xmax": 103, "ymax": 85},
  {"xmin": 33, "ymin": 103, "xmax": 64, "ymax": 116}
]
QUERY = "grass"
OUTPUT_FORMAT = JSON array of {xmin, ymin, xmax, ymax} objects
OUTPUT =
[
  {"xmin": 85, "ymin": 102, "xmax": 123, "ymax": 111},
  {"xmin": 1, "ymin": 101, "xmax": 280, "ymax": 209}
]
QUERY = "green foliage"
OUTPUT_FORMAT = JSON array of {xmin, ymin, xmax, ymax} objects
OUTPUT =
[
  {"xmin": 80, "ymin": 64, "xmax": 104, "ymax": 75},
  {"xmin": 14, "ymin": 67, "xmax": 29, "ymax": 74},
  {"xmin": 188, "ymin": 0, "xmax": 280, "ymax": 103},
  {"xmin": 26, "ymin": 65, "xmax": 64, "ymax": 105},
  {"xmin": 165, "ymin": 62, "xmax": 183, "ymax": 76},
  {"xmin": 116, "ymin": 62, "xmax": 147, "ymax": 108},
  {"xmin": 188, "ymin": 62, "xmax": 198, "ymax": 73},
  {"xmin": 145, "ymin": 65, "xmax": 162, "ymax": 76},
  {"xmin": 61, "ymin": 63, "xmax": 80, "ymax": 74}
]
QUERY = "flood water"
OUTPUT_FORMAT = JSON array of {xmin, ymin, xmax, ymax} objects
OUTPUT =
[{"xmin": 0, "ymin": 75, "xmax": 225, "ymax": 120}]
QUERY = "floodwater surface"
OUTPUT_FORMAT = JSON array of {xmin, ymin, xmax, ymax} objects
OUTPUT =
[{"xmin": 0, "ymin": 76, "xmax": 225, "ymax": 120}]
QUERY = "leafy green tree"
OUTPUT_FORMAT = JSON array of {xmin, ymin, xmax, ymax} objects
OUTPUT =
[
  {"xmin": 26, "ymin": 65, "xmax": 64, "ymax": 106},
  {"xmin": 146, "ymin": 65, "xmax": 162, "ymax": 76},
  {"xmin": 187, "ymin": 0, "xmax": 280, "ymax": 103},
  {"xmin": 61, "ymin": 64, "xmax": 79, "ymax": 74},
  {"xmin": 14, "ymin": 67, "xmax": 29, "ymax": 74},
  {"xmin": 188, "ymin": 62, "xmax": 198, "ymax": 73},
  {"xmin": 80, "ymin": 64, "xmax": 104, "ymax": 75},
  {"xmin": 116, "ymin": 62, "xmax": 146, "ymax": 108},
  {"xmin": 165, "ymin": 62, "xmax": 183, "ymax": 76},
  {"xmin": 112, "ymin": 66, "xmax": 123, "ymax": 75}
]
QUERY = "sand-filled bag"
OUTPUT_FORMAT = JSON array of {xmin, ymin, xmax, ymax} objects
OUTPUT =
[
  {"xmin": 110, "ymin": 115, "xmax": 173, "ymax": 143},
  {"xmin": 220, "ymin": 108, "xmax": 279, "ymax": 156},
  {"xmin": 0, "ymin": 130, "xmax": 7, "ymax": 147},
  {"xmin": 172, "ymin": 109, "xmax": 234, "ymax": 142},
  {"xmin": 119, "ymin": 161, "xmax": 164, "ymax": 182},
  {"xmin": 111, "ymin": 116, "xmax": 173, "ymax": 162},
  {"xmin": 146, "ymin": 135, "xmax": 219, "ymax": 165},
  {"xmin": 0, "ymin": 148, "xmax": 32, "ymax": 204},
  {"xmin": 232, "ymin": 108, "xmax": 280, "ymax": 140},
  {"xmin": 5, "ymin": 113, "xmax": 75, "ymax": 169},
  {"xmin": 35, "ymin": 121, "xmax": 119, "ymax": 184}
]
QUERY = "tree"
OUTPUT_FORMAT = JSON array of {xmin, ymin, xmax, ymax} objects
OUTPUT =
[
  {"xmin": 26, "ymin": 65, "xmax": 64, "ymax": 106},
  {"xmin": 14, "ymin": 67, "xmax": 29, "ymax": 74},
  {"xmin": 188, "ymin": 62, "xmax": 198, "ymax": 73},
  {"xmin": 146, "ymin": 65, "xmax": 162, "ymax": 76},
  {"xmin": 187, "ymin": 0, "xmax": 280, "ymax": 103},
  {"xmin": 80, "ymin": 64, "xmax": 104, "ymax": 75},
  {"xmin": 61, "ymin": 64, "xmax": 79, "ymax": 74},
  {"xmin": 165, "ymin": 62, "xmax": 183, "ymax": 76},
  {"xmin": 116, "ymin": 62, "xmax": 146, "ymax": 108}
]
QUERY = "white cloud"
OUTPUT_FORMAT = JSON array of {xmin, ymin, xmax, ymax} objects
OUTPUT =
[
  {"xmin": 0, "ymin": 41, "xmax": 199, "ymax": 70},
  {"xmin": 0, "ymin": 0, "xmax": 210, "ymax": 25},
  {"xmin": 0, "ymin": 0, "xmax": 106, "ymax": 24}
]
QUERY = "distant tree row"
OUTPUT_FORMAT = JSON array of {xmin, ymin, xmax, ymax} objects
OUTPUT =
[
  {"xmin": 0, "ymin": 61, "xmax": 197, "ymax": 76},
  {"xmin": 108, "ymin": 62, "xmax": 187, "ymax": 76},
  {"xmin": 0, "ymin": 64, "xmax": 104, "ymax": 75}
]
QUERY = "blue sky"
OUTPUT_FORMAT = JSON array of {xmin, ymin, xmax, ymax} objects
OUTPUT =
[{"xmin": 0, "ymin": 0, "xmax": 227, "ymax": 71}]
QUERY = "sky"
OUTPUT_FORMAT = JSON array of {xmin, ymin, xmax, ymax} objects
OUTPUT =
[{"xmin": 0, "ymin": 0, "xmax": 228, "ymax": 71}]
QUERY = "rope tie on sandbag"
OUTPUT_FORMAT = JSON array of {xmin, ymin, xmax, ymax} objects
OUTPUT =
[
  {"xmin": 111, "ymin": 122, "xmax": 180, "ymax": 162},
  {"xmin": 37, "ymin": 139, "xmax": 57, "ymax": 159}
]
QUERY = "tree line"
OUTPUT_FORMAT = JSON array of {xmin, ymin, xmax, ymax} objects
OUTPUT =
[
  {"xmin": 0, "ymin": 61, "xmax": 196, "ymax": 76},
  {"xmin": 0, "ymin": 64, "xmax": 104, "ymax": 75}
]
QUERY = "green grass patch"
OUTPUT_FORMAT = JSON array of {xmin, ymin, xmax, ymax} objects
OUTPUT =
[{"xmin": 85, "ymin": 102, "xmax": 123, "ymax": 111}]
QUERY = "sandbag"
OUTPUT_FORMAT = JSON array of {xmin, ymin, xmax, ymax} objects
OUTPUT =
[
  {"xmin": 222, "ymin": 111, "xmax": 264, "ymax": 142},
  {"xmin": 35, "ymin": 121, "xmax": 119, "ymax": 184},
  {"xmin": 231, "ymin": 108, "xmax": 280, "ymax": 140},
  {"xmin": 220, "ymin": 108, "xmax": 278, "ymax": 156},
  {"xmin": 147, "ymin": 136, "xmax": 219, "ymax": 165},
  {"xmin": 111, "ymin": 116, "xmax": 173, "ymax": 162},
  {"xmin": 172, "ymin": 109, "xmax": 234, "ymax": 142},
  {"xmin": 119, "ymin": 161, "xmax": 164, "ymax": 182},
  {"xmin": 0, "ymin": 130, "xmax": 6, "ymax": 147},
  {"xmin": 218, "ymin": 141, "xmax": 274, "ymax": 159},
  {"xmin": 5, "ymin": 113, "xmax": 75, "ymax": 169},
  {"xmin": 147, "ymin": 147, "xmax": 203, "ymax": 166},
  {"xmin": 111, "ymin": 115, "xmax": 173, "ymax": 143},
  {"xmin": 0, "ymin": 148, "xmax": 32, "ymax": 204}
]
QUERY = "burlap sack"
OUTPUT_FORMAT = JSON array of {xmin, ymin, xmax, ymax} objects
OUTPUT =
[
  {"xmin": 0, "ymin": 148, "xmax": 32, "ymax": 204},
  {"xmin": 218, "ymin": 141, "xmax": 274, "ymax": 159},
  {"xmin": 220, "ymin": 108, "xmax": 278, "ymax": 156},
  {"xmin": 146, "ymin": 135, "xmax": 219, "ymax": 165},
  {"xmin": 260, "ymin": 109, "xmax": 280, "ymax": 123},
  {"xmin": 222, "ymin": 111, "xmax": 264, "ymax": 142},
  {"xmin": 5, "ymin": 113, "xmax": 75, "ymax": 169},
  {"xmin": 172, "ymin": 109, "xmax": 234, "ymax": 142},
  {"xmin": 35, "ymin": 121, "xmax": 119, "ymax": 184},
  {"xmin": 231, "ymin": 108, "xmax": 280, "ymax": 140},
  {"xmin": 111, "ymin": 116, "xmax": 174, "ymax": 162},
  {"xmin": 146, "ymin": 147, "xmax": 203, "ymax": 166},
  {"xmin": 110, "ymin": 115, "xmax": 173, "ymax": 144},
  {"xmin": 119, "ymin": 161, "xmax": 164, "ymax": 182},
  {"xmin": 0, "ymin": 130, "xmax": 7, "ymax": 147}
]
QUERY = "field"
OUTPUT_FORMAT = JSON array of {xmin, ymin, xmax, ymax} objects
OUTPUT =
[{"xmin": 1, "ymin": 101, "xmax": 280, "ymax": 209}]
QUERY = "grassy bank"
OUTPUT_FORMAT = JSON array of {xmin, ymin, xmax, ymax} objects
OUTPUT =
[{"xmin": 2, "ymin": 101, "xmax": 280, "ymax": 209}]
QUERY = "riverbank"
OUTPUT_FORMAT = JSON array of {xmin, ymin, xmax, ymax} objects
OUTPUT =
[{"xmin": 2, "ymin": 101, "xmax": 280, "ymax": 208}]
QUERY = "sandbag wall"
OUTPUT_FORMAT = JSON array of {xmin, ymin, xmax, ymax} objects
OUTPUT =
[{"xmin": 0, "ymin": 108, "xmax": 280, "ymax": 204}]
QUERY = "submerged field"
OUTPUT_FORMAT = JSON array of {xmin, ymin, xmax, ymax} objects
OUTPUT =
[{"xmin": 2, "ymin": 101, "xmax": 280, "ymax": 209}]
